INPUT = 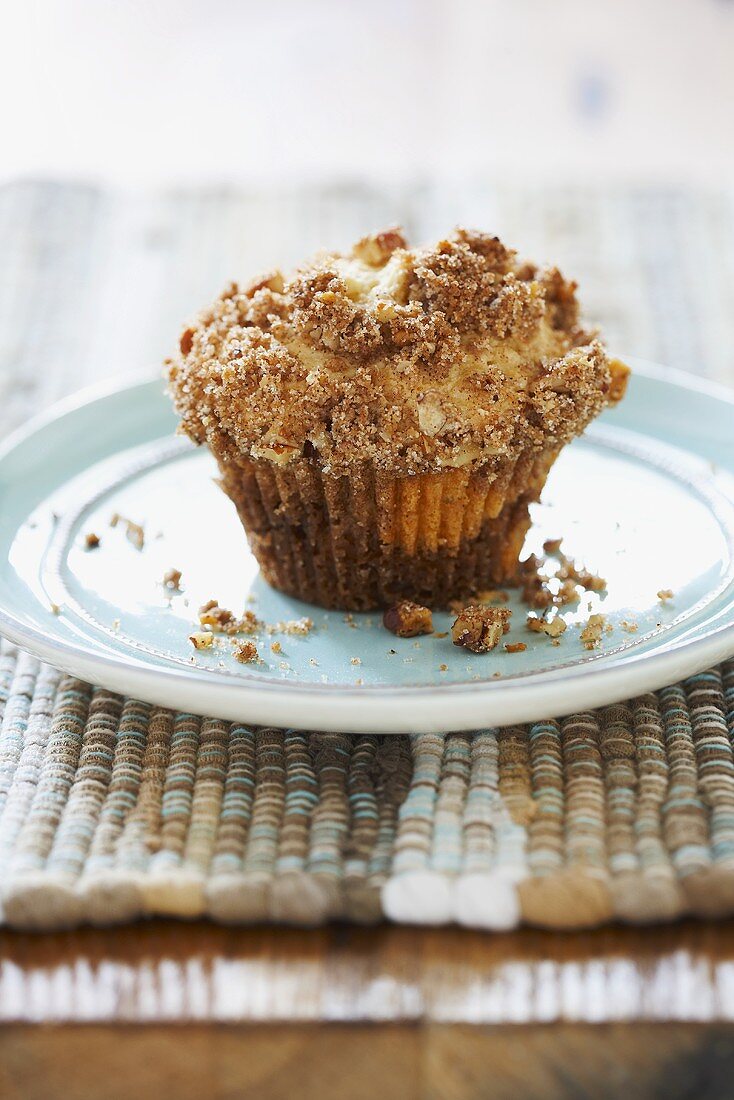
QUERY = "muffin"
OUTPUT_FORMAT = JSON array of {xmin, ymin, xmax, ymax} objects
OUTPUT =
[{"xmin": 167, "ymin": 228, "xmax": 628, "ymax": 610}]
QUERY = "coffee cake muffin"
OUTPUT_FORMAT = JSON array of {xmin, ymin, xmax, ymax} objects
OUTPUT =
[{"xmin": 167, "ymin": 228, "xmax": 628, "ymax": 610}]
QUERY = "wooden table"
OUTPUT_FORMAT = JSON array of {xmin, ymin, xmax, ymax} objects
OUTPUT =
[{"xmin": 2, "ymin": 920, "xmax": 734, "ymax": 1099}]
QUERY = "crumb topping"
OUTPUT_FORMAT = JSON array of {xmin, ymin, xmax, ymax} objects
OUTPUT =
[
  {"xmin": 84, "ymin": 532, "xmax": 100, "ymax": 550},
  {"xmin": 451, "ymin": 605, "xmax": 511, "ymax": 653},
  {"xmin": 168, "ymin": 227, "xmax": 628, "ymax": 476}
]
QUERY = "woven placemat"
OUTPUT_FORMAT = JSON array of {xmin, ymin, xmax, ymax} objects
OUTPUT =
[{"xmin": 1, "ymin": 638, "xmax": 733, "ymax": 932}]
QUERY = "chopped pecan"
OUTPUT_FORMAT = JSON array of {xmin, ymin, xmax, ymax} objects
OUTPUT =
[
  {"xmin": 383, "ymin": 600, "xmax": 433, "ymax": 638},
  {"xmin": 451, "ymin": 605, "xmax": 511, "ymax": 653}
]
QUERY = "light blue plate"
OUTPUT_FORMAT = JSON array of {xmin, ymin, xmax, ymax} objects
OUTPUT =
[{"xmin": 1, "ymin": 360, "xmax": 733, "ymax": 732}]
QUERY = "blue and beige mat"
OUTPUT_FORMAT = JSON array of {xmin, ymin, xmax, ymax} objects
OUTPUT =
[{"xmin": 1, "ymin": 638, "xmax": 733, "ymax": 931}]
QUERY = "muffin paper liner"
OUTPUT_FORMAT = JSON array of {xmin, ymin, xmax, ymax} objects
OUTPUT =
[{"xmin": 216, "ymin": 446, "xmax": 559, "ymax": 611}]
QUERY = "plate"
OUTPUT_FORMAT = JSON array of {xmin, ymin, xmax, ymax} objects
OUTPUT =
[{"xmin": 1, "ymin": 360, "xmax": 733, "ymax": 733}]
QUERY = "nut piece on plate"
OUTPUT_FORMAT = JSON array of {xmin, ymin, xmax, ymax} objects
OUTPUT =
[
  {"xmin": 383, "ymin": 600, "xmax": 433, "ymax": 638},
  {"xmin": 451, "ymin": 605, "xmax": 511, "ymax": 653},
  {"xmin": 189, "ymin": 631, "xmax": 214, "ymax": 650}
]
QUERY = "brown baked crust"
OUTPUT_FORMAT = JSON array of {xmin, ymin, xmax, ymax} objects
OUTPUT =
[{"xmin": 167, "ymin": 227, "xmax": 627, "ymax": 478}]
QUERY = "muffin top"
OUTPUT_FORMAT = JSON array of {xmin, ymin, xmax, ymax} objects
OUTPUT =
[{"xmin": 168, "ymin": 227, "xmax": 627, "ymax": 476}]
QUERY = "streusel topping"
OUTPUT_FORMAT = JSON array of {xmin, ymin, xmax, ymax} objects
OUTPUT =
[{"xmin": 168, "ymin": 227, "xmax": 627, "ymax": 475}]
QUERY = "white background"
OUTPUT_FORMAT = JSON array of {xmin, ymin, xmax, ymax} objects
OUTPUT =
[{"xmin": 3, "ymin": 0, "xmax": 734, "ymax": 186}]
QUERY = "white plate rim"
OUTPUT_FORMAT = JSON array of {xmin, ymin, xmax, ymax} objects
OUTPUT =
[{"xmin": 1, "ymin": 360, "xmax": 734, "ymax": 733}]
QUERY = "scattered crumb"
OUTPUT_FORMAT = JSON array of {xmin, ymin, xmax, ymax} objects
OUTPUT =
[
  {"xmin": 383, "ymin": 600, "xmax": 433, "ymax": 638},
  {"xmin": 556, "ymin": 553, "xmax": 606, "ymax": 592},
  {"xmin": 50, "ymin": 602, "xmax": 60, "ymax": 615},
  {"xmin": 233, "ymin": 640, "xmax": 259, "ymax": 663},
  {"xmin": 505, "ymin": 642, "xmax": 527, "ymax": 653},
  {"xmin": 112, "ymin": 618, "xmax": 120, "ymax": 631},
  {"xmin": 355, "ymin": 678, "xmax": 364, "ymax": 686},
  {"xmin": 580, "ymin": 613, "xmax": 607, "ymax": 650},
  {"xmin": 451, "ymin": 605, "xmax": 511, "ymax": 653},
  {"xmin": 439, "ymin": 663, "xmax": 449, "ymax": 672},
  {"xmin": 516, "ymin": 554, "xmax": 554, "ymax": 609},
  {"xmin": 621, "ymin": 619, "xmax": 638, "ymax": 633},
  {"xmin": 344, "ymin": 613, "xmax": 357, "ymax": 629},
  {"xmin": 271, "ymin": 640, "xmax": 282, "ymax": 655},
  {"xmin": 657, "ymin": 588, "xmax": 674, "ymax": 603},
  {"xmin": 433, "ymin": 631, "xmax": 449, "ymax": 639},
  {"xmin": 516, "ymin": 547, "xmax": 605, "ymax": 610},
  {"xmin": 110, "ymin": 512, "xmax": 145, "ymax": 551},
  {"xmin": 279, "ymin": 661, "xmax": 290, "ymax": 671},
  {"xmin": 189, "ymin": 631, "xmax": 214, "ymax": 650},
  {"xmin": 84, "ymin": 532, "xmax": 100, "ymax": 550},
  {"xmin": 388, "ymin": 648, "xmax": 397, "ymax": 655},
  {"xmin": 556, "ymin": 579, "xmax": 579, "ymax": 606},
  {"xmin": 267, "ymin": 617, "xmax": 313, "ymax": 636},
  {"xmin": 309, "ymin": 657, "xmax": 319, "ymax": 667},
  {"xmin": 199, "ymin": 600, "xmax": 261, "ymax": 635},
  {"xmin": 163, "ymin": 568, "xmax": 182, "ymax": 591},
  {"xmin": 527, "ymin": 614, "xmax": 567, "ymax": 645},
  {"xmin": 350, "ymin": 656, "xmax": 362, "ymax": 666}
]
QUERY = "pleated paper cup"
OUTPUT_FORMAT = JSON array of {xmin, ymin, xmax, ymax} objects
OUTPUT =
[{"xmin": 216, "ymin": 445, "xmax": 559, "ymax": 611}]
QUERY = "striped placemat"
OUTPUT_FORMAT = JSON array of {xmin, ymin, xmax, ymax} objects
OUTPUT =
[{"xmin": 1, "ymin": 638, "xmax": 733, "ymax": 931}]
